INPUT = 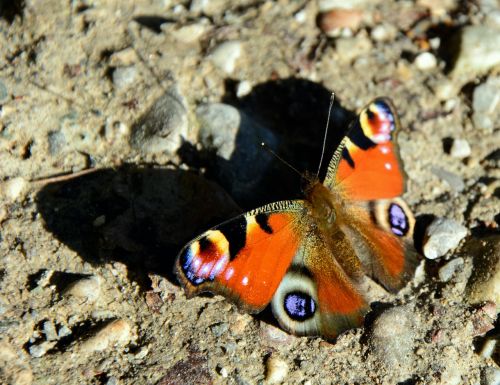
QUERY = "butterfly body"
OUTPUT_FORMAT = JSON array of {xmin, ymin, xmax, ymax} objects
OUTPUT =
[{"xmin": 175, "ymin": 98, "xmax": 419, "ymax": 340}]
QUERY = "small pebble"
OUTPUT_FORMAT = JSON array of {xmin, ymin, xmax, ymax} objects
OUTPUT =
[
  {"xmin": 449, "ymin": 138, "xmax": 471, "ymax": 158},
  {"xmin": 423, "ymin": 217, "xmax": 467, "ymax": 259},
  {"xmin": 480, "ymin": 338, "xmax": 498, "ymax": 359},
  {"xmin": 451, "ymin": 25, "xmax": 500, "ymax": 80},
  {"xmin": 318, "ymin": 0, "xmax": 373, "ymax": 11},
  {"xmin": 106, "ymin": 377, "xmax": 120, "ymax": 385},
  {"xmin": 210, "ymin": 41, "xmax": 242, "ymax": 75},
  {"xmin": 109, "ymin": 48, "xmax": 138, "ymax": 67},
  {"xmin": 370, "ymin": 24, "xmax": 397, "ymax": 42},
  {"xmin": 78, "ymin": 319, "xmax": 131, "ymax": 353},
  {"xmin": 112, "ymin": 66, "xmax": 138, "ymax": 89},
  {"xmin": 166, "ymin": 22, "xmax": 209, "ymax": 44},
  {"xmin": 62, "ymin": 275, "xmax": 101, "ymax": 303},
  {"xmin": 265, "ymin": 356, "xmax": 289, "ymax": 384},
  {"xmin": 415, "ymin": 52, "xmax": 437, "ymax": 71},
  {"xmin": 57, "ymin": 325, "xmax": 72, "ymax": 338},
  {"xmin": 369, "ymin": 306, "xmax": 416, "ymax": 371},
  {"xmin": 260, "ymin": 324, "xmax": 295, "ymax": 346},
  {"xmin": 438, "ymin": 257, "xmax": 464, "ymax": 282},
  {"xmin": 29, "ymin": 341, "xmax": 56, "ymax": 358},
  {"xmin": 129, "ymin": 87, "xmax": 188, "ymax": 155},
  {"xmin": 42, "ymin": 320, "xmax": 58, "ymax": 341},
  {"xmin": 47, "ymin": 130, "xmax": 67, "ymax": 156},
  {"xmin": 236, "ymin": 80, "xmax": 252, "ymax": 98},
  {"xmin": 1, "ymin": 177, "xmax": 28, "ymax": 202},
  {"xmin": 482, "ymin": 366, "xmax": 500, "ymax": 385},
  {"xmin": 472, "ymin": 76, "xmax": 500, "ymax": 131},
  {"xmin": 318, "ymin": 8, "xmax": 364, "ymax": 36},
  {"xmin": 134, "ymin": 346, "xmax": 149, "ymax": 359},
  {"xmin": 210, "ymin": 322, "xmax": 229, "ymax": 337}
]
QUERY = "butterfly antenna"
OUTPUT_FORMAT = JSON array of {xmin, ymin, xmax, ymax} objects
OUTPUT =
[
  {"xmin": 261, "ymin": 142, "xmax": 310, "ymax": 181},
  {"xmin": 316, "ymin": 92, "xmax": 335, "ymax": 178}
]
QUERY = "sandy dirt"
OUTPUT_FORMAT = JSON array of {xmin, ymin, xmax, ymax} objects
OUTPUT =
[{"xmin": 0, "ymin": 1, "xmax": 499, "ymax": 384}]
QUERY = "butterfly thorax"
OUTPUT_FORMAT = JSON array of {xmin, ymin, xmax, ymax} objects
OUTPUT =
[{"xmin": 304, "ymin": 180, "xmax": 346, "ymax": 233}]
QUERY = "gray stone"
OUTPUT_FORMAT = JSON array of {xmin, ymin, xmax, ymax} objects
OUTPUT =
[
  {"xmin": 423, "ymin": 217, "xmax": 468, "ymax": 260},
  {"xmin": 42, "ymin": 320, "xmax": 58, "ymax": 341},
  {"xmin": 47, "ymin": 131, "xmax": 67, "ymax": 156},
  {"xmin": 451, "ymin": 26, "xmax": 500, "ymax": 80},
  {"xmin": 196, "ymin": 103, "xmax": 278, "ymax": 203},
  {"xmin": 438, "ymin": 257, "xmax": 464, "ymax": 281},
  {"xmin": 28, "ymin": 341, "xmax": 56, "ymax": 358},
  {"xmin": 472, "ymin": 77, "xmax": 500, "ymax": 131},
  {"xmin": 210, "ymin": 322, "xmax": 229, "ymax": 337},
  {"xmin": 481, "ymin": 365, "xmax": 500, "ymax": 385},
  {"xmin": 57, "ymin": 325, "xmax": 72, "ymax": 338},
  {"xmin": 130, "ymin": 88, "xmax": 188, "ymax": 155},
  {"xmin": 369, "ymin": 306, "xmax": 416, "ymax": 373}
]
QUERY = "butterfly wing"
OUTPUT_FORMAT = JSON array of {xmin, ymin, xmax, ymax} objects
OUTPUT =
[
  {"xmin": 175, "ymin": 200, "xmax": 306, "ymax": 313},
  {"xmin": 324, "ymin": 98, "xmax": 419, "ymax": 291},
  {"xmin": 271, "ymin": 219, "xmax": 369, "ymax": 340},
  {"xmin": 324, "ymin": 97, "xmax": 406, "ymax": 199},
  {"xmin": 176, "ymin": 199, "xmax": 369, "ymax": 339}
]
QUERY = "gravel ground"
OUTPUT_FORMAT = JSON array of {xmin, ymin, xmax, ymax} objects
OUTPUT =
[{"xmin": 0, "ymin": 1, "xmax": 499, "ymax": 384}]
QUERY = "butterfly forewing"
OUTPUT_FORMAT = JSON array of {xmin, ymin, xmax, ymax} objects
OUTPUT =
[{"xmin": 175, "ymin": 200, "xmax": 305, "ymax": 313}]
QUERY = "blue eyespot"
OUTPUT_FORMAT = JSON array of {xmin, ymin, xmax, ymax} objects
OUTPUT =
[
  {"xmin": 284, "ymin": 292, "xmax": 316, "ymax": 321},
  {"xmin": 388, "ymin": 203, "xmax": 408, "ymax": 236}
]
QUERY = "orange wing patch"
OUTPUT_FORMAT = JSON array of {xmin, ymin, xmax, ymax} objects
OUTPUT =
[
  {"xmin": 175, "ymin": 208, "xmax": 302, "ymax": 312},
  {"xmin": 334, "ymin": 98, "xmax": 405, "ymax": 200}
]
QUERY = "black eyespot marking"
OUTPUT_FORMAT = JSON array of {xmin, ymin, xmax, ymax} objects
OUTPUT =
[
  {"xmin": 348, "ymin": 120, "xmax": 377, "ymax": 150},
  {"xmin": 218, "ymin": 216, "xmax": 247, "ymax": 260},
  {"xmin": 388, "ymin": 203, "xmax": 409, "ymax": 236},
  {"xmin": 256, "ymin": 213, "xmax": 273, "ymax": 234},
  {"xmin": 198, "ymin": 236, "xmax": 212, "ymax": 252},
  {"xmin": 284, "ymin": 292, "xmax": 316, "ymax": 321},
  {"xmin": 342, "ymin": 147, "xmax": 355, "ymax": 168},
  {"xmin": 366, "ymin": 108, "xmax": 376, "ymax": 121}
]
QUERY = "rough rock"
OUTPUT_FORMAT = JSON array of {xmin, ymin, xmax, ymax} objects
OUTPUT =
[
  {"xmin": 423, "ymin": 217, "xmax": 467, "ymax": 259},
  {"xmin": 78, "ymin": 319, "xmax": 131, "ymax": 353},
  {"xmin": 130, "ymin": 87, "xmax": 189, "ymax": 155},
  {"xmin": 62, "ymin": 275, "xmax": 101, "ymax": 303}
]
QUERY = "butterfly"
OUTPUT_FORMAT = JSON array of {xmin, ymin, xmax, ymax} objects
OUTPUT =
[{"xmin": 174, "ymin": 97, "xmax": 419, "ymax": 340}]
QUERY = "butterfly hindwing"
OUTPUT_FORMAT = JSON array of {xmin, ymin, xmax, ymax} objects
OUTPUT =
[
  {"xmin": 175, "ymin": 200, "xmax": 305, "ymax": 313},
  {"xmin": 324, "ymin": 97, "xmax": 406, "ymax": 200},
  {"xmin": 271, "ymin": 223, "xmax": 369, "ymax": 339},
  {"xmin": 340, "ymin": 198, "xmax": 418, "ymax": 291}
]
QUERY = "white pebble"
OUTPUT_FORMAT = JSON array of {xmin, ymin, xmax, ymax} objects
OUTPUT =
[
  {"xmin": 449, "ymin": 138, "xmax": 471, "ymax": 159},
  {"xmin": 112, "ymin": 66, "xmax": 137, "ymax": 89},
  {"xmin": 438, "ymin": 257, "xmax": 464, "ymax": 282},
  {"xmin": 2, "ymin": 177, "xmax": 28, "ymax": 201},
  {"xmin": 210, "ymin": 41, "xmax": 242, "ymax": 74},
  {"xmin": 265, "ymin": 356, "xmax": 289, "ymax": 384},
  {"xmin": 236, "ymin": 80, "xmax": 252, "ymax": 98},
  {"xmin": 415, "ymin": 52, "xmax": 437, "ymax": 71},
  {"xmin": 78, "ymin": 319, "xmax": 131, "ymax": 353},
  {"xmin": 423, "ymin": 218, "xmax": 468, "ymax": 259},
  {"xmin": 370, "ymin": 24, "xmax": 397, "ymax": 42}
]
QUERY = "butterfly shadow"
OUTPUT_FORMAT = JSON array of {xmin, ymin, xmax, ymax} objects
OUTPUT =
[{"xmin": 36, "ymin": 165, "xmax": 241, "ymax": 291}]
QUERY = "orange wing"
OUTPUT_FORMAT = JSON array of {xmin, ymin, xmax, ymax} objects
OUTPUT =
[
  {"xmin": 175, "ymin": 201, "xmax": 305, "ymax": 313},
  {"xmin": 324, "ymin": 98, "xmax": 406, "ymax": 200}
]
